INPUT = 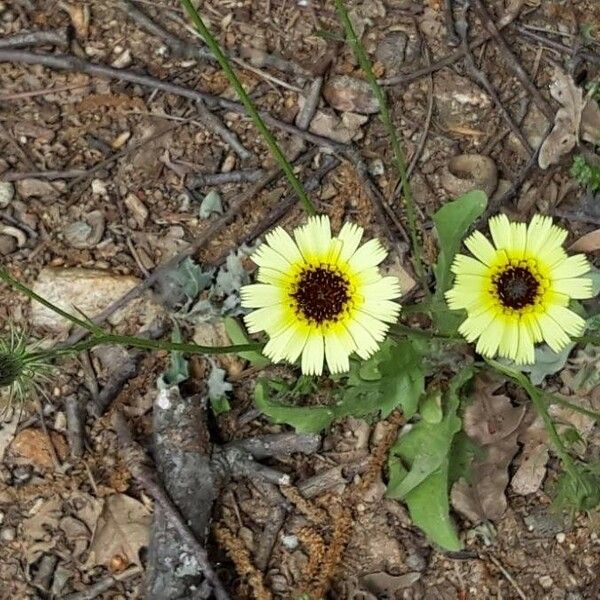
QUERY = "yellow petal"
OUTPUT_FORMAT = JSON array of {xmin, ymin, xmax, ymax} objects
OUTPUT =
[
  {"xmin": 337, "ymin": 222, "xmax": 364, "ymax": 262},
  {"xmin": 489, "ymin": 214, "xmax": 512, "ymax": 250},
  {"xmin": 301, "ymin": 331, "xmax": 325, "ymax": 375},
  {"xmin": 464, "ymin": 231, "xmax": 498, "ymax": 265}
]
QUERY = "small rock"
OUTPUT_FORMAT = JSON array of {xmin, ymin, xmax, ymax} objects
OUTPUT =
[
  {"xmin": 111, "ymin": 48, "xmax": 132, "ymax": 69},
  {"xmin": 556, "ymin": 532, "xmax": 566, "ymax": 544},
  {"xmin": 15, "ymin": 178, "xmax": 58, "ymax": 199},
  {"xmin": 0, "ymin": 527, "xmax": 16, "ymax": 542},
  {"xmin": 30, "ymin": 267, "xmax": 156, "ymax": 333},
  {"xmin": 538, "ymin": 576, "xmax": 553, "ymax": 590},
  {"xmin": 0, "ymin": 181, "xmax": 14, "ymax": 207},
  {"xmin": 91, "ymin": 179, "xmax": 108, "ymax": 197},
  {"xmin": 375, "ymin": 32, "xmax": 408, "ymax": 74},
  {"xmin": 12, "ymin": 465, "xmax": 32, "ymax": 484},
  {"xmin": 63, "ymin": 210, "xmax": 105, "ymax": 249},
  {"xmin": 432, "ymin": 71, "xmax": 491, "ymax": 130},
  {"xmin": 124, "ymin": 193, "xmax": 149, "ymax": 228},
  {"xmin": 323, "ymin": 75, "xmax": 379, "ymax": 114},
  {"xmin": 281, "ymin": 535, "xmax": 298, "ymax": 550},
  {"xmin": 10, "ymin": 429, "xmax": 68, "ymax": 469},
  {"xmin": 309, "ymin": 110, "xmax": 360, "ymax": 144},
  {"xmin": 111, "ymin": 131, "xmax": 131, "ymax": 150},
  {"xmin": 0, "ymin": 234, "xmax": 17, "ymax": 255},
  {"xmin": 221, "ymin": 154, "xmax": 236, "ymax": 173},
  {"xmin": 368, "ymin": 158, "xmax": 385, "ymax": 176}
]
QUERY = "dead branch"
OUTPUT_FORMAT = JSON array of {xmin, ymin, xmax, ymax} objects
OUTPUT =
[
  {"xmin": 113, "ymin": 410, "xmax": 230, "ymax": 600},
  {"xmin": 0, "ymin": 28, "xmax": 69, "ymax": 49}
]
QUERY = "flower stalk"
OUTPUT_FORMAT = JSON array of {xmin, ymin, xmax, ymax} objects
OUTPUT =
[
  {"xmin": 334, "ymin": 0, "xmax": 426, "ymax": 289},
  {"xmin": 179, "ymin": 0, "xmax": 317, "ymax": 216}
]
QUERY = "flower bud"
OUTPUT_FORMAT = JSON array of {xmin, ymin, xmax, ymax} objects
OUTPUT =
[{"xmin": 0, "ymin": 352, "xmax": 23, "ymax": 389}]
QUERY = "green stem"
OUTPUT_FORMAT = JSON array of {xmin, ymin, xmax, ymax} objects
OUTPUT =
[
  {"xmin": 487, "ymin": 359, "xmax": 582, "ymax": 484},
  {"xmin": 334, "ymin": 0, "xmax": 426, "ymax": 289},
  {"xmin": 179, "ymin": 0, "xmax": 317, "ymax": 216},
  {"xmin": 545, "ymin": 392, "xmax": 600, "ymax": 423},
  {"xmin": 390, "ymin": 322, "xmax": 463, "ymax": 342},
  {"xmin": 1, "ymin": 268, "xmax": 98, "ymax": 334},
  {"xmin": 1, "ymin": 268, "xmax": 264, "ymax": 358}
]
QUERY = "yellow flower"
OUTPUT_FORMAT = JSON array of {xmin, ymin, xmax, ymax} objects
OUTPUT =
[
  {"xmin": 446, "ymin": 214, "xmax": 594, "ymax": 364},
  {"xmin": 241, "ymin": 215, "xmax": 401, "ymax": 375}
]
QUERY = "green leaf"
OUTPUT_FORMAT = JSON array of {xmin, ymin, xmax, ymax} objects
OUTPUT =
[
  {"xmin": 211, "ymin": 395, "xmax": 231, "ymax": 415},
  {"xmin": 163, "ymin": 325, "xmax": 189, "ymax": 385},
  {"xmin": 432, "ymin": 190, "xmax": 488, "ymax": 296},
  {"xmin": 223, "ymin": 317, "xmax": 270, "ymax": 367},
  {"xmin": 387, "ymin": 367, "xmax": 473, "ymax": 550},
  {"xmin": 420, "ymin": 388, "xmax": 443, "ymax": 424},
  {"xmin": 378, "ymin": 340, "xmax": 424, "ymax": 418},
  {"xmin": 254, "ymin": 380, "xmax": 376, "ymax": 433},
  {"xmin": 402, "ymin": 469, "xmax": 462, "ymax": 551}
]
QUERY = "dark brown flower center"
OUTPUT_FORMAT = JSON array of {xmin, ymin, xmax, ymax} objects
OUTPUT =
[
  {"xmin": 291, "ymin": 266, "xmax": 350, "ymax": 324},
  {"xmin": 494, "ymin": 266, "xmax": 539, "ymax": 310}
]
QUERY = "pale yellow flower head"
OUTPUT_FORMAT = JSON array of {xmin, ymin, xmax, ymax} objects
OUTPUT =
[
  {"xmin": 446, "ymin": 214, "xmax": 594, "ymax": 364},
  {"xmin": 241, "ymin": 215, "xmax": 402, "ymax": 375}
]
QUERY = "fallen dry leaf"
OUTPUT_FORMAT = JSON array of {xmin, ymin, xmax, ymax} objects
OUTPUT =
[
  {"xmin": 581, "ymin": 96, "xmax": 600, "ymax": 144},
  {"xmin": 10, "ymin": 428, "xmax": 68, "ymax": 468},
  {"xmin": 451, "ymin": 375, "xmax": 526, "ymax": 522},
  {"xmin": 539, "ymin": 69, "xmax": 583, "ymax": 170},
  {"xmin": 85, "ymin": 494, "xmax": 151, "ymax": 569},
  {"xmin": 22, "ymin": 497, "xmax": 63, "ymax": 563},
  {"xmin": 511, "ymin": 415, "xmax": 549, "ymax": 496},
  {"xmin": 569, "ymin": 228, "xmax": 600, "ymax": 252},
  {"xmin": 0, "ymin": 409, "xmax": 19, "ymax": 461}
]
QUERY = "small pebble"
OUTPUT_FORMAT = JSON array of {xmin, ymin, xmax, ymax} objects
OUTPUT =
[
  {"xmin": 538, "ymin": 576, "xmax": 553, "ymax": 590},
  {"xmin": 556, "ymin": 532, "xmax": 566, "ymax": 543},
  {"xmin": 0, "ymin": 181, "xmax": 14, "ymax": 207},
  {"xmin": 281, "ymin": 535, "xmax": 299, "ymax": 550},
  {"xmin": 12, "ymin": 465, "xmax": 32, "ymax": 485},
  {"xmin": 0, "ymin": 527, "xmax": 16, "ymax": 542}
]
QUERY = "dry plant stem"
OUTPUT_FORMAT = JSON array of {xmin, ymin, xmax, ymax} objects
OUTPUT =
[
  {"xmin": 0, "ymin": 28, "xmax": 69, "ymax": 49},
  {"xmin": 405, "ymin": 46, "xmax": 433, "ymax": 180},
  {"xmin": 191, "ymin": 168, "xmax": 264, "ymax": 186},
  {"xmin": 443, "ymin": 0, "xmax": 460, "ymax": 46},
  {"xmin": 483, "ymin": 553, "xmax": 528, "ymax": 600},
  {"xmin": 180, "ymin": 0, "xmax": 317, "ymax": 216},
  {"xmin": 473, "ymin": 0, "xmax": 554, "ymax": 121},
  {"xmin": 113, "ymin": 411, "xmax": 230, "ymax": 600},
  {"xmin": 65, "ymin": 395, "xmax": 86, "ymax": 458},
  {"xmin": 63, "ymin": 566, "xmax": 143, "ymax": 600},
  {"xmin": 0, "ymin": 49, "xmax": 347, "ymax": 154},
  {"xmin": 214, "ymin": 525, "xmax": 272, "ymax": 600},
  {"xmin": 295, "ymin": 77, "xmax": 324, "ymax": 130},
  {"xmin": 514, "ymin": 26, "xmax": 600, "ymax": 66},
  {"xmin": 454, "ymin": 1, "xmax": 533, "ymax": 155},
  {"xmin": 2, "ymin": 169, "xmax": 86, "ymax": 181},
  {"xmin": 120, "ymin": 0, "xmax": 213, "ymax": 61},
  {"xmin": 335, "ymin": 0, "xmax": 426, "ymax": 288}
]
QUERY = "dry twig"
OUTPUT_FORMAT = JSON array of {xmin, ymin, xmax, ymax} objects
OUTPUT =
[
  {"xmin": 0, "ymin": 28, "xmax": 69, "ymax": 49},
  {"xmin": 113, "ymin": 411, "xmax": 230, "ymax": 600}
]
